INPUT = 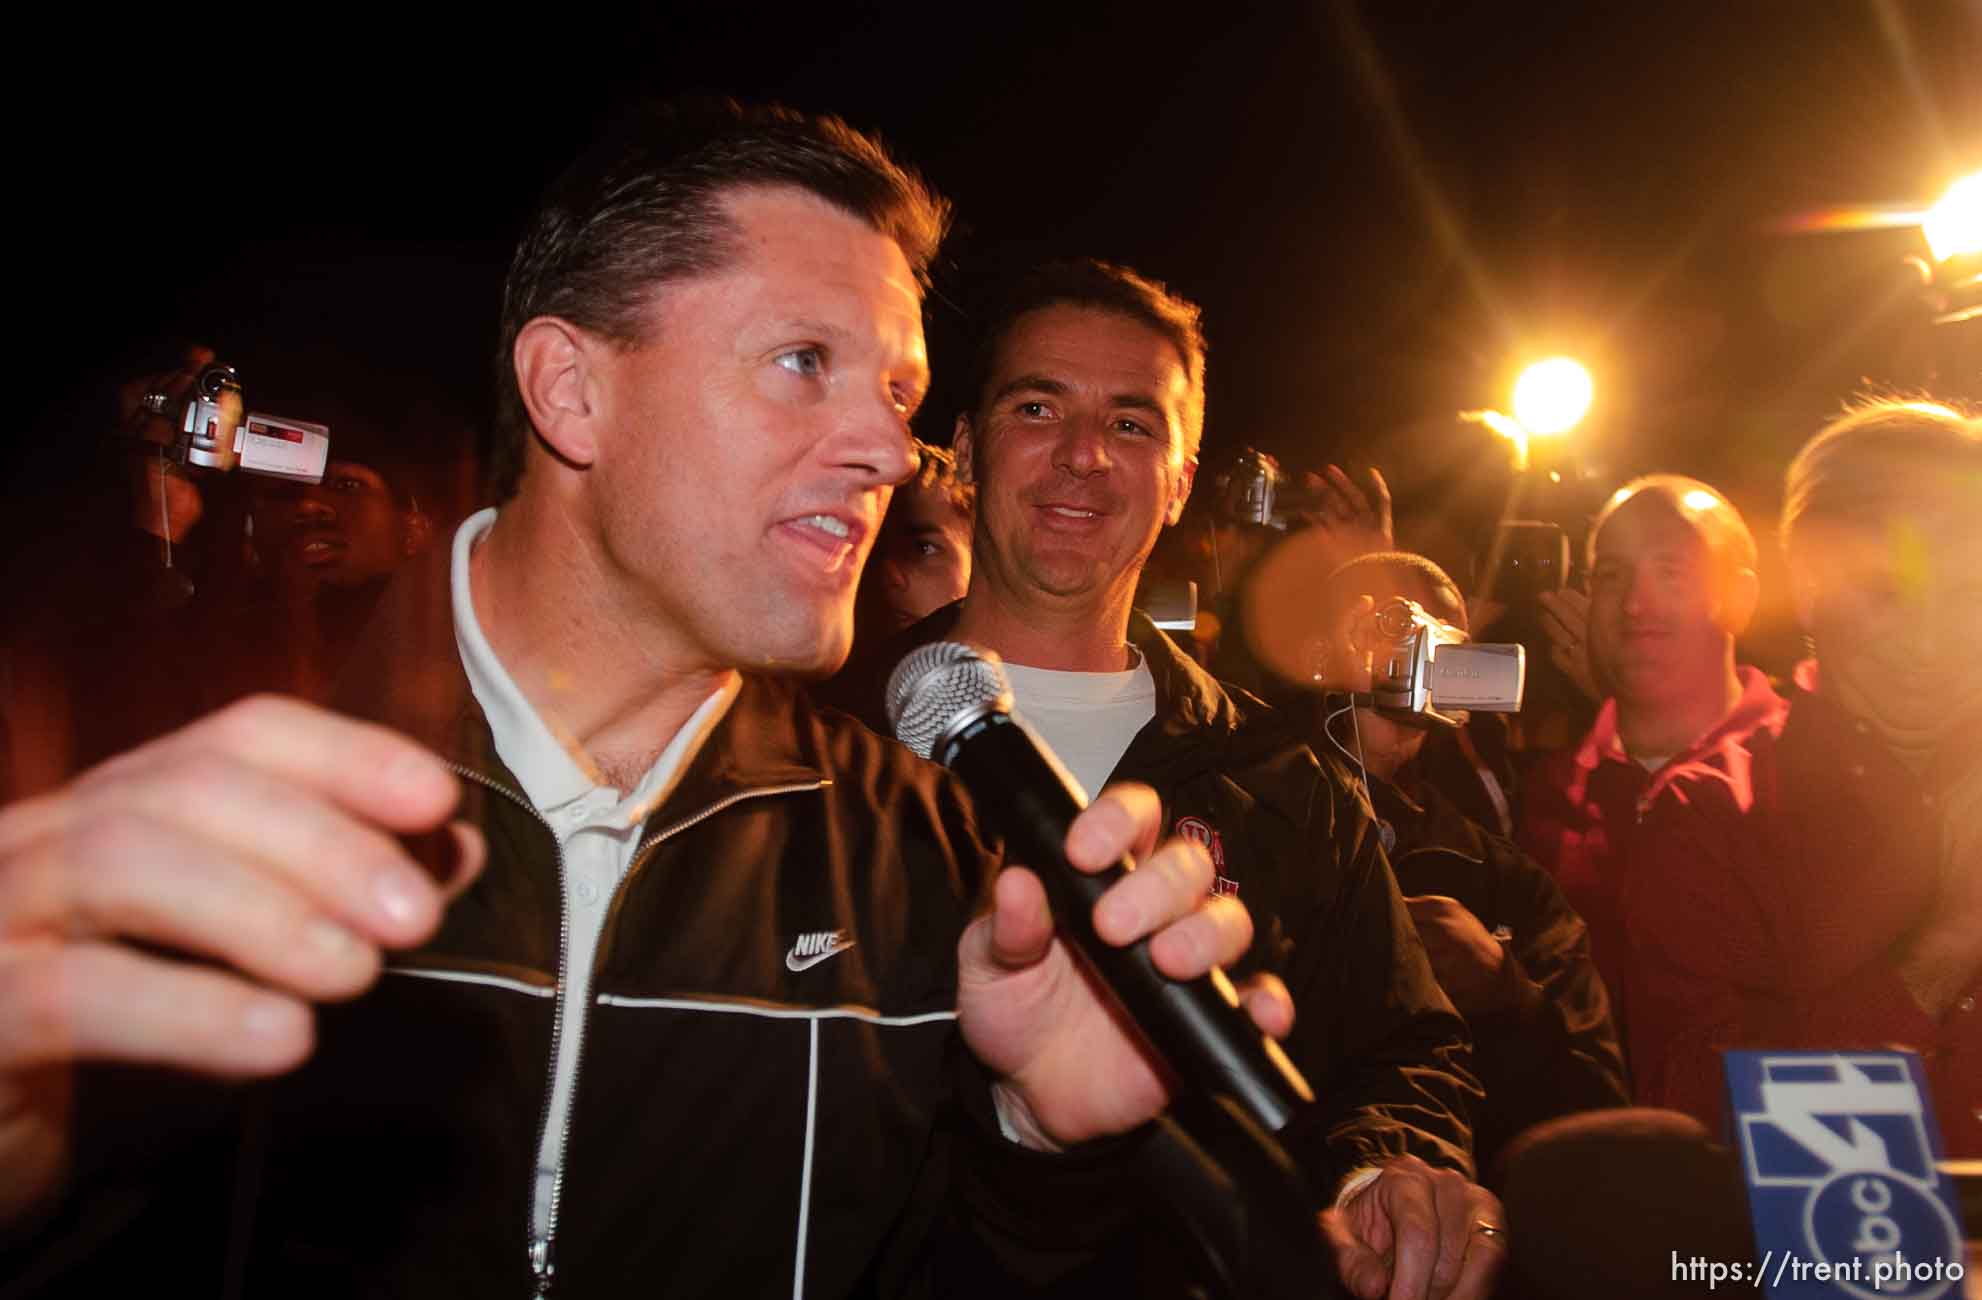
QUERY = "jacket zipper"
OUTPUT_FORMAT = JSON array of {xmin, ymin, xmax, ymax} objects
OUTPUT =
[
  {"xmin": 448, "ymin": 760, "xmax": 827, "ymax": 1299},
  {"xmin": 440, "ymin": 763, "xmax": 570, "ymax": 1300}
]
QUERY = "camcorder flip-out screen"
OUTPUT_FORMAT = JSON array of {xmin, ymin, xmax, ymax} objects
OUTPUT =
[
  {"xmin": 1370, "ymin": 597, "xmax": 1526, "ymax": 726},
  {"xmin": 234, "ymin": 414, "xmax": 331, "ymax": 484}
]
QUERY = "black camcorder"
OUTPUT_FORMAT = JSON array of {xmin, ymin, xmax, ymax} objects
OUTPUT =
[{"xmin": 1486, "ymin": 520, "xmax": 1570, "ymax": 604}]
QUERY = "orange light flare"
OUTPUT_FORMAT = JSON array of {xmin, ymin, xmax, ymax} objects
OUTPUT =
[
  {"xmin": 1460, "ymin": 408, "xmax": 1532, "ymax": 472},
  {"xmin": 1770, "ymin": 205, "xmax": 1931, "ymax": 237},
  {"xmin": 1773, "ymin": 171, "xmax": 1982, "ymax": 266}
]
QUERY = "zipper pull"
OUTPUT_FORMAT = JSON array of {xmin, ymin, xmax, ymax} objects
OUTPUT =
[{"xmin": 531, "ymin": 1238, "xmax": 553, "ymax": 1298}]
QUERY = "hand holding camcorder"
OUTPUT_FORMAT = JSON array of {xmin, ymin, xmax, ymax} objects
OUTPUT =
[
  {"xmin": 1212, "ymin": 448, "xmax": 1392, "ymax": 549},
  {"xmin": 1365, "ymin": 596, "xmax": 1525, "ymax": 726},
  {"xmin": 129, "ymin": 360, "xmax": 330, "ymax": 485},
  {"xmin": 1313, "ymin": 595, "xmax": 1526, "ymax": 728}
]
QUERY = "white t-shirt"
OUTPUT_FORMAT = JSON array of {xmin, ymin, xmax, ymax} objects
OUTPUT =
[{"xmin": 1000, "ymin": 658, "xmax": 1158, "ymax": 801}]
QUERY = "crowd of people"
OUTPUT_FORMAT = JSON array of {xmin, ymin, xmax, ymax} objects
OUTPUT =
[{"xmin": 0, "ymin": 96, "xmax": 1976, "ymax": 1300}]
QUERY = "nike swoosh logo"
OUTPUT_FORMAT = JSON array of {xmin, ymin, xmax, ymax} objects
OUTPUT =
[{"xmin": 785, "ymin": 938, "xmax": 857, "ymax": 972}]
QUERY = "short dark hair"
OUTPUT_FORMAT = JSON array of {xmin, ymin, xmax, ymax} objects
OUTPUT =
[
  {"xmin": 1324, "ymin": 550, "xmax": 1467, "ymax": 629},
  {"xmin": 492, "ymin": 98, "xmax": 951, "ymax": 499},
  {"xmin": 967, "ymin": 258, "xmax": 1208, "ymax": 462},
  {"xmin": 903, "ymin": 439, "xmax": 974, "ymax": 520}
]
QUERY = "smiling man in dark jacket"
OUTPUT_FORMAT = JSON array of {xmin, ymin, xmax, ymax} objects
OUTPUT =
[{"xmin": 831, "ymin": 259, "xmax": 1505, "ymax": 1300}]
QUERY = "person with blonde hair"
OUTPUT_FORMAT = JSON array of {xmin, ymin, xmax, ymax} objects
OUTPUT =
[{"xmin": 1620, "ymin": 398, "xmax": 1982, "ymax": 1155}]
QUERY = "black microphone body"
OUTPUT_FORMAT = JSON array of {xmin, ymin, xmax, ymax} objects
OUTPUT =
[{"xmin": 894, "ymin": 650, "xmax": 1314, "ymax": 1135}]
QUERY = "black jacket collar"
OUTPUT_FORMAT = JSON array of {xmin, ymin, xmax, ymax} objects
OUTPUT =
[{"xmin": 1125, "ymin": 609, "xmax": 1249, "ymax": 739}]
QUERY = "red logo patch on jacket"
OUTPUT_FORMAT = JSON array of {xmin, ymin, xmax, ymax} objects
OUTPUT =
[{"xmin": 1174, "ymin": 816, "xmax": 1238, "ymax": 898}]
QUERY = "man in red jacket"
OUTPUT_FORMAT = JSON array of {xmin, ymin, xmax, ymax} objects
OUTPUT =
[
  {"xmin": 1619, "ymin": 399, "xmax": 1982, "ymax": 1154},
  {"xmin": 1517, "ymin": 475, "xmax": 1786, "ymax": 1047}
]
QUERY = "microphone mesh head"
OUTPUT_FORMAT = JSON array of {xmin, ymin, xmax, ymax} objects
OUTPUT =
[{"xmin": 886, "ymin": 641, "xmax": 1014, "ymax": 761}]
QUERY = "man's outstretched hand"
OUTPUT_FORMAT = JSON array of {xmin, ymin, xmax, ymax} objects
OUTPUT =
[{"xmin": 0, "ymin": 696, "xmax": 484, "ymax": 1222}]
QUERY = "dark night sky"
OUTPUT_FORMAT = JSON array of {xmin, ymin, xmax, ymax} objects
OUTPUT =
[{"xmin": 15, "ymin": 1, "xmax": 1980, "ymax": 626}]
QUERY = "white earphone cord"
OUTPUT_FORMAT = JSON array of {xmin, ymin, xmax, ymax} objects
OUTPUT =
[
  {"xmin": 157, "ymin": 447, "xmax": 173, "ymax": 570},
  {"xmin": 1322, "ymin": 695, "xmax": 1374, "ymax": 814}
]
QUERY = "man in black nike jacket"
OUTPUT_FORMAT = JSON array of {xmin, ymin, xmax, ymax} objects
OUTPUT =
[{"xmin": 0, "ymin": 104, "xmax": 1296, "ymax": 1299}]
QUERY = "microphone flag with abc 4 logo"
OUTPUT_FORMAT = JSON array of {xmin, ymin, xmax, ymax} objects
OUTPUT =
[{"xmin": 1724, "ymin": 1051, "xmax": 1969, "ymax": 1298}]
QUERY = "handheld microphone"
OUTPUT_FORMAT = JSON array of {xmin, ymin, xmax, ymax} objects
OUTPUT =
[{"xmin": 887, "ymin": 641, "xmax": 1315, "ymax": 1134}]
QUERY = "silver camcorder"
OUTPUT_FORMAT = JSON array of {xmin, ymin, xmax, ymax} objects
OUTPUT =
[
  {"xmin": 1212, "ymin": 448, "xmax": 1327, "ymax": 531},
  {"xmin": 1369, "ymin": 597, "xmax": 1525, "ymax": 726},
  {"xmin": 141, "ymin": 364, "xmax": 329, "ymax": 484}
]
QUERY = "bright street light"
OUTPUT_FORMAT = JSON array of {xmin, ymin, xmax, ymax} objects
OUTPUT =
[
  {"xmin": 1512, "ymin": 357, "xmax": 1595, "ymax": 436},
  {"xmin": 1921, "ymin": 171, "xmax": 1982, "ymax": 263},
  {"xmin": 1460, "ymin": 355, "xmax": 1594, "ymax": 472}
]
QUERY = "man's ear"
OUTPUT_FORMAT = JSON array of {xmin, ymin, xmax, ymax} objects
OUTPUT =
[
  {"xmin": 950, "ymin": 413, "xmax": 976, "ymax": 486},
  {"xmin": 513, "ymin": 317, "xmax": 603, "ymax": 469},
  {"xmin": 1166, "ymin": 457, "xmax": 1197, "ymax": 527},
  {"xmin": 1718, "ymin": 565, "xmax": 1761, "ymax": 637}
]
